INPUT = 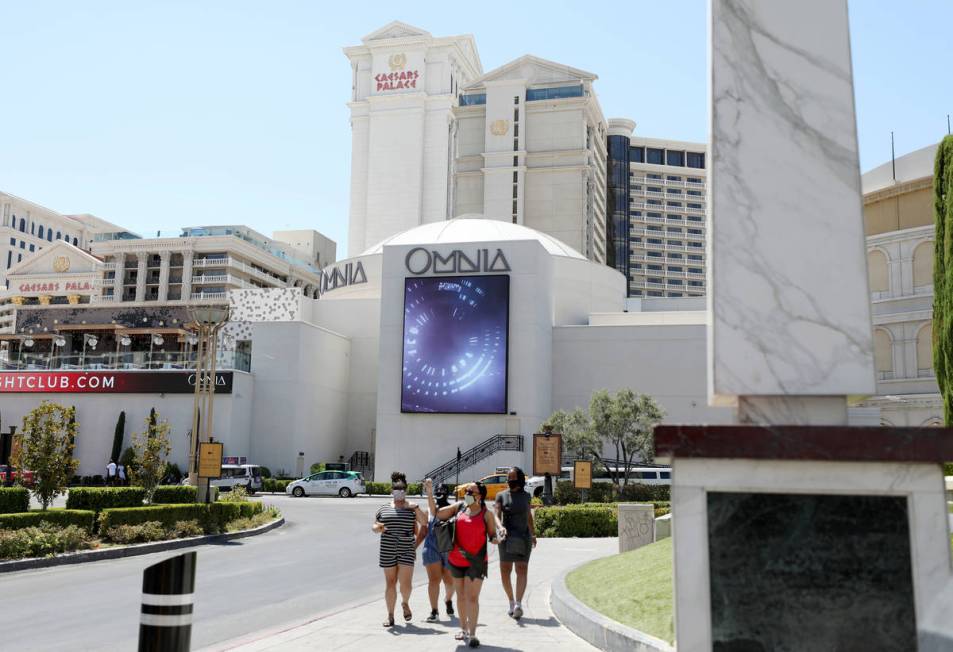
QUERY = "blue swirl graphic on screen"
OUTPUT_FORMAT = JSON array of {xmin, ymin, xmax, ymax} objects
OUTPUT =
[{"xmin": 401, "ymin": 275, "xmax": 509, "ymax": 413}]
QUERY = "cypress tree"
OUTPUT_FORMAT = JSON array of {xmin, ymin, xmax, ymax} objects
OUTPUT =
[
  {"xmin": 110, "ymin": 411, "xmax": 126, "ymax": 463},
  {"xmin": 933, "ymin": 135, "xmax": 953, "ymax": 424}
]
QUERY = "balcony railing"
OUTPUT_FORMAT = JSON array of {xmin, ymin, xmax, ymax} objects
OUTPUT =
[
  {"xmin": 630, "ymin": 175, "xmax": 707, "ymax": 190},
  {"xmin": 190, "ymin": 291, "xmax": 228, "ymax": 301},
  {"xmin": 0, "ymin": 350, "xmax": 251, "ymax": 373}
]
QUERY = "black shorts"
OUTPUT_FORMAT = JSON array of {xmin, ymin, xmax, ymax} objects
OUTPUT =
[{"xmin": 449, "ymin": 561, "xmax": 485, "ymax": 581}]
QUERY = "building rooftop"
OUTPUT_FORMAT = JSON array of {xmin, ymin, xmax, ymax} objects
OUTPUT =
[
  {"xmin": 862, "ymin": 142, "xmax": 939, "ymax": 194},
  {"xmin": 360, "ymin": 215, "xmax": 587, "ymax": 260}
]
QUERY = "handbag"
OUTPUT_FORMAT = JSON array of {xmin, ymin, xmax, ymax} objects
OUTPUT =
[{"xmin": 434, "ymin": 505, "xmax": 462, "ymax": 553}]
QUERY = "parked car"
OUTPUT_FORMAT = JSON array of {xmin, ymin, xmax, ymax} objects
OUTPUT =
[
  {"xmin": 207, "ymin": 464, "xmax": 263, "ymax": 494},
  {"xmin": 286, "ymin": 470, "xmax": 366, "ymax": 498},
  {"xmin": 0, "ymin": 465, "xmax": 34, "ymax": 486}
]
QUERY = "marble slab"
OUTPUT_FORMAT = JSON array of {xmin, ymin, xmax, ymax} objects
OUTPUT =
[{"xmin": 709, "ymin": 0, "xmax": 875, "ymax": 402}]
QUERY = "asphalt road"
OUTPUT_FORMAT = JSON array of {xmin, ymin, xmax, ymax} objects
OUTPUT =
[{"xmin": 0, "ymin": 494, "xmax": 419, "ymax": 651}]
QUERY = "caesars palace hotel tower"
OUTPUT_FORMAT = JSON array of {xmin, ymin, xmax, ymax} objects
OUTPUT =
[{"xmin": 344, "ymin": 22, "xmax": 609, "ymax": 262}]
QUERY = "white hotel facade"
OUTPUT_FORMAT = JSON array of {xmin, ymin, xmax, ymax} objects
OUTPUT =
[{"xmin": 1, "ymin": 20, "xmax": 926, "ymax": 481}]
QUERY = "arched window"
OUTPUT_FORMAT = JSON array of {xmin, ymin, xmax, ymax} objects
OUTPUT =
[
  {"xmin": 46, "ymin": 230, "xmax": 52, "ymax": 242},
  {"xmin": 18, "ymin": 217, "xmax": 25, "ymax": 232},
  {"xmin": 38, "ymin": 225, "xmax": 44, "ymax": 239},
  {"xmin": 873, "ymin": 328, "xmax": 892, "ymax": 373},
  {"xmin": 72, "ymin": 236, "xmax": 78, "ymax": 246},
  {"xmin": 916, "ymin": 322, "xmax": 933, "ymax": 375},
  {"xmin": 866, "ymin": 250, "xmax": 888, "ymax": 293},
  {"xmin": 55, "ymin": 231, "xmax": 61, "ymax": 240},
  {"xmin": 913, "ymin": 241, "xmax": 933, "ymax": 288}
]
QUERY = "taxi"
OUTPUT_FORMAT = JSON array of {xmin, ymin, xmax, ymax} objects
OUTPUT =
[{"xmin": 453, "ymin": 472, "xmax": 511, "ymax": 501}]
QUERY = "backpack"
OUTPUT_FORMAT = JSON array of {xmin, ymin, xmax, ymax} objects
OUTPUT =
[{"xmin": 433, "ymin": 504, "xmax": 462, "ymax": 553}]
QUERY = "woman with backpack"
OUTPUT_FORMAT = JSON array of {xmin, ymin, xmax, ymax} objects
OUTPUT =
[
  {"xmin": 422, "ymin": 479, "xmax": 456, "ymax": 622},
  {"xmin": 435, "ymin": 481, "xmax": 500, "ymax": 648}
]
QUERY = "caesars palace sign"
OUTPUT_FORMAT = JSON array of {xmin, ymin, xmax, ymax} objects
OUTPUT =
[{"xmin": 375, "ymin": 52, "xmax": 420, "ymax": 92}]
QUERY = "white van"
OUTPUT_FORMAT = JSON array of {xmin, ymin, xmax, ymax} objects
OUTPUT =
[
  {"xmin": 557, "ymin": 465, "xmax": 672, "ymax": 486},
  {"xmin": 211, "ymin": 464, "xmax": 263, "ymax": 493}
]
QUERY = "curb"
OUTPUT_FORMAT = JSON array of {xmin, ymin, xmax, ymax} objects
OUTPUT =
[
  {"xmin": 550, "ymin": 557, "xmax": 674, "ymax": 652},
  {"xmin": 0, "ymin": 517, "xmax": 284, "ymax": 574}
]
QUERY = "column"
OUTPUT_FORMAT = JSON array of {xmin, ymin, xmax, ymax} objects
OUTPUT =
[
  {"xmin": 708, "ymin": 0, "xmax": 874, "ymax": 423},
  {"xmin": 135, "ymin": 253, "xmax": 148, "ymax": 303},
  {"xmin": 112, "ymin": 254, "xmax": 124, "ymax": 301},
  {"xmin": 157, "ymin": 251, "xmax": 171, "ymax": 302},
  {"xmin": 181, "ymin": 251, "xmax": 193, "ymax": 302}
]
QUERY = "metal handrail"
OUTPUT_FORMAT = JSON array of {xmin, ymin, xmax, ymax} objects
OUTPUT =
[{"xmin": 423, "ymin": 434, "xmax": 524, "ymax": 487}]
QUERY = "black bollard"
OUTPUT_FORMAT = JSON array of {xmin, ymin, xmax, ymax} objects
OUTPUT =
[{"xmin": 139, "ymin": 552, "xmax": 197, "ymax": 652}]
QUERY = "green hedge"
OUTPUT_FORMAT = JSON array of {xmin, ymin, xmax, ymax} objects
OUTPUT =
[
  {"xmin": 554, "ymin": 481, "xmax": 670, "ymax": 505},
  {"xmin": 365, "ymin": 482, "xmax": 420, "ymax": 496},
  {"xmin": 0, "ymin": 487, "xmax": 30, "ymax": 514},
  {"xmin": 152, "ymin": 486, "xmax": 198, "ymax": 504},
  {"xmin": 535, "ymin": 504, "xmax": 618, "ymax": 538},
  {"xmin": 66, "ymin": 487, "xmax": 146, "ymax": 511},
  {"xmin": 99, "ymin": 502, "xmax": 264, "ymax": 534},
  {"xmin": 0, "ymin": 509, "xmax": 97, "ymax": 533},
  {"xmin": 1, "ymin": 523, "xmax": 93, "ymax": 560},
  {"xmin": 262, "ymin": 479, "xmax": 292, "ymax": 493}
]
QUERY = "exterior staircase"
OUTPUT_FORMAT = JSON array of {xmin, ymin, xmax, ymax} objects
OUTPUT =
[{"xmin": 422, "ymin": 434, "xmax": 524, "ymax": 487}]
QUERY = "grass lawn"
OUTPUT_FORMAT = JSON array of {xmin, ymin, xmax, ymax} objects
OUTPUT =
[{"xmin": 566, "ymin": 537, "xmax": 674, "ymax": 644}]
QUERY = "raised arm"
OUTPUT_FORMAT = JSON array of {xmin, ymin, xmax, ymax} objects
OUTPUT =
[{"xmin": 436, "ymin": 500, "xmax": 464, "ymax": 521}]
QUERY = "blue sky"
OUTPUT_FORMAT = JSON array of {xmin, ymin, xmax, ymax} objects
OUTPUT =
[{"xmin": 1, "ymin": 1, "xmax": 951, "ymax": 254}]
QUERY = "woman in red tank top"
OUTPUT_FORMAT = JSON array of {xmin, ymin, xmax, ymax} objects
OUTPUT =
[{"xmin": 435, "ymin": 481, "xmax": 499, "ymax": 648}]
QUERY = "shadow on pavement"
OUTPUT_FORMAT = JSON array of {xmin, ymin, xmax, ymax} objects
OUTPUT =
[
  {"xmin": 387, "ymin": 623, "xmax": 444, "ymax": 636},
  {"xmin": 514, "ymin": 616, "xmax": 560, "ymax": 628}
]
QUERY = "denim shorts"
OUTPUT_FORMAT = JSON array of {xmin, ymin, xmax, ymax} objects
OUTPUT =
[{"xmin": 422, "ymin": 547, "xmax": 448, "ymax": 567}]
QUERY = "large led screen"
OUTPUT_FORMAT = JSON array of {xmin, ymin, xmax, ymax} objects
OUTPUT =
[{"xmin": 401, "ymin": 275, "xmax": 509, "ymax": 414}]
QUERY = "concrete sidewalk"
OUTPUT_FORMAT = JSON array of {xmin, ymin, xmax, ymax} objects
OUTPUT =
[{"xmin": 206, "ymin": 538, "xmax": 617, "ymax": 652}]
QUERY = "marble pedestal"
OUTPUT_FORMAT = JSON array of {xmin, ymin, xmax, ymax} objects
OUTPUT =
[
  {"xmin": 656, "ymin": 425, "xmax": 953, "ymax": 652},
  {"xmin": 617, "ymin": 503, "xmax": 655, "ymax": 553}
]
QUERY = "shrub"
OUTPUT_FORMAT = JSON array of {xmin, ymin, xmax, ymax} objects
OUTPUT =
[
  {"xmin": 944, "ymin": 462, "xmax": 953, "ymax": 477},
  {"xmin": 104, "ymin": 521, "xmax": 167, "ymax": 544},
  {"xmin": 99, "ymin": 504, "xmax": 210, "ymax": 533},
  {"xmin": 620, "ymin": 483, "xmax": 670, "ymax": 502},
  {"xmin": 151, "ymin": 485, "xmax": 197, "ymax": 504},
  {"xmin": 0, "ymin": 509, "xmax": 96, "ymax": 533},
  {"xmin": 554, "ymin": 481, "xmax": 670, "ymax": 505},
  {"xmin": 130, "ymin": 411, "xmax": 172, "ymax": 504},
  {"xmin": 0, "ymin": 487, "xmax": 30, "ymax": 514},
  {"xmin": 225, "ymin": 506, "xmax": 281, "ymax": 533},
  {"xmin": 0, "ymin": 523, "xmax": 93, "ymax": 560},
  {"xmin": 12, "ymin": 402, "xmax": 79, "ymax": 510},
  {"xmin": 530, "ymin": 495, "xmax": 543, "ymax": 508},
  {"xmin": 220, "ymin": 485, "xmax": 249, "ymax": 503},
  {"xmin": 169, "ymin": 520, "xmax": 204, "ymax": 538},
  {"xmin": 535, "ymin": 504, "xmax": 618, "ymax": 538},
  {"xmin": 365, "ymin": 482, "xmax": 389, "ymax": 495},
  {"xmin": 262, "ymin": 479, "xmax": 291, "ymax": 493},
  {"xmin": 162, "ymin": 463, "xmax": 183, "ymax": 485},
  {"xmin": 309, "ymin": 463, "xmax": 324, "ymax": 474},
  {"xmin": 66, "ymin": 487, "xmax": 146, "ymax": 512},
  {"xmin": 259, "ymin": 466, "xmax": 272, "ymax": 479}
]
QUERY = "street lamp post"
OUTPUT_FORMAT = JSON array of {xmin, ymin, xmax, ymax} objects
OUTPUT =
[
  {"xmin": 81, "ymin": 334, "xmax": 98, "ymax": 369},
  {"xmin": 186, "ymin": 304, "xmax": 230, "ymax": 503}
]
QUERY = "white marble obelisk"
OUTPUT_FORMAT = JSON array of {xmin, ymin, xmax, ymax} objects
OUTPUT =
[{"xmin": 708, "ymin": 0, "xmax": 875, "ymax": 422}]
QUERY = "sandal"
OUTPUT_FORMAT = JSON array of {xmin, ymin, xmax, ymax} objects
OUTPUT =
[
  {"xmin": 469, "ymin": 636, "xmax": 480, "ymax": 648},
  {"xmin": 401, "ymin": 602, "xmax": 412, "ymax": 622},
  {"xmin": 382, "ymin": 614, "xmax": 395, "ymax": 628},
  {"xmin": 454, "ymin": 630, "xmax": 468, "ymax": 641}
]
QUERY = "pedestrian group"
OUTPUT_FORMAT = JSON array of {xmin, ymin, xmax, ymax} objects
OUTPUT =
[{"xmin": 372, "ymin": 467, "xmax": 536, "ymax": 648}]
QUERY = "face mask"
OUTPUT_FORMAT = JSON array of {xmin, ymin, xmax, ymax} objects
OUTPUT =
[
  {"xmin": 392, "ymin": 489, "xmax": 406, "ymax": 501},
  {"xmin": 464, "ymin": 494, "xmax": 475, "ymax": 506},
  {"xmin": 508, "ymin": 480, "xmax": 521, "ymax": 490}
]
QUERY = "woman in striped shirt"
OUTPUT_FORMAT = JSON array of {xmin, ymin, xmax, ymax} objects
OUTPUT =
[{"xmin": 372, "ymin": 471, "xmax": 428, "ymax": 628}]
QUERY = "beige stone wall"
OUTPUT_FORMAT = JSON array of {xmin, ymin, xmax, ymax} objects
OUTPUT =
[
  {"xmin": 873, "ymin": 328, "xmax": 892, "ymax": 372},
  {"xmin": 913, "ymin": 240, "xmax": 934, "ymax": 288},
  {"xmin": 867, "ymin": 249, "xmax": 888, "ymax": 292},
  {"xmin": 863, "ymin": 185, "xmax": 933, "ymax": 235}
]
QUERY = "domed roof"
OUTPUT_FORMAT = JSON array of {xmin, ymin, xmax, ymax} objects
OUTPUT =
[{"xmin": 360, "ymin": 215, "xmax": 587, "ymax": 260}]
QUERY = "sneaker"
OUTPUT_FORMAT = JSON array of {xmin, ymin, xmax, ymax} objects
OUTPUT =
[
  {"xmin": 507, "ymin": 601, "xmax": 515, "ymax": 617},
  {"xmin": 426, "ymin": 609, "xmax": 439, "ymax": 623},
  {"xmin": 468, "ymin": 636, "xmax": 480, "ymax": 648},
  {"xmin": 513, "ymin": 605, "xmax": 523, "ymax": 620},
  {"xmin": 445, "ymin": 599, "xmax": 455, "ymax": 616}
]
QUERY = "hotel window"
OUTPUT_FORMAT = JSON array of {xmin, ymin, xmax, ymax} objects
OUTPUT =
[
  {"xmin": 689, "ymin": 280, "xmax": 704, "ymax": 287},
  {"xmin": 688, "ymin": 203, "xmax": 703, "ymax": 209},
  {"xmin": 647, "ymin": 199, "xmax": 662, "ymax": 206},
  {"xmin": 47, "ymin": 231, "xmax": 52, "ymax": 241},
  {"xmin": 5, "ymin": 251, "xmax": 10, "ymax": 268},
  {"xmin": 686, "ymin": 152, "xmax": 705, "ymax": 169},
  {"xmin": 632, "ymin": 237, "xmax": 642, "ymax": 243},
  {"xmin": 647, "ymin": 148, "xmax": 665, "ymax": 165},
  {"xmin": 632, "ymin": 263, "xmax": 643, "ymax": 270},
  {"xmin": 688, "ymin": 254, "xmax": 703, "ymax": 261},
  {"xmin": 667, "ymin": 227, "xmax": 682, "ymax": 233},
  {"xmin": 525, "ymin": 85, "xmax": 583, "ymax": 101},
  {"xmin": 647, "ymin": 173, "xmax": 662, "ymax": 180},
  {"xmin": 19, "ymin": 240, "xmax": 25, "ymax": 249},
  {"xmin": 648, "ymin": 186, "xmax": 662, "ymax": 193},
  {"xmin": 647, "ymin": 251, "xmax": 662, "ymax": 258},
  {"xmin": 647, "ymin": 264, "xmax": 663, "ymax": 271},
  {"xmin": 29, "ymin": 244, "xmax": 34, "ymax": 252},
  {"xmin": 459, "ymin": 93, "xmax": 486, "ymax": 106},
  {"xmin": 17, "ymin": 253, "xmax": 22, "ymax": 262},
  {"xmin": 689, "ymin": 267, "xmax": 703, "ymax": 274},
  {"xmin": 667, "ymin": 214, "xmax": 683, "ymax": 221},
  {"xmin": 688, "ymin": 190, "xmax": 703, "ymax": 196},
  {"xmin": 8, "ymin": 238, "xmax": 14, "ymax": 246},
  {"xmin": 631, "ymin": 289, "xmax": 643, "ymax": 296},
  {"xmin": 688, "ymin": 177, "xmax": 703, "ymax": 183},
  {"xmin": 688, "ymin": 215, "xmax": 703, "ymax": 222},
  {"xmin": 668, "ymin": 240, "xmax": 682, "ymax": 246},
  {"xmin": 38, "ymin": 225, "xmax": 44, "ymax": 238},
  {"xmin": 667, "ymin": 188, "xmax": 682, "ymax": 195},
  {"xmin": 666, "ymin": 150, "xmax": 685, "ymax": 167},
  {"xmin": 667, "ymin": 175, "xmax": 682, "ymax": 182},
  {"xmin": 667, "ymin": 202, "xmax": 682, "ymax": 209},
  {"xmin": 513, "ymin": 156, "xmax": 518, "ymax": 166},
  {"xmin": 689, "ymin": 242, "xmax": 703, "ymax": 248},
  {"xmin": 688, "ymin": 228, "xmax": 703, "ymax": 235},
  {"xmin": 647, "ymin": 212, "xmax": 662, "ymax": 219},
  {"xmin": 667, "ymin": 278, "xmax": 683, "ymax": 285},
  {"xmin": 648, "ymin": 291, "xmax": 663, "ymax": 297},
  {"xmin": 647, "ymin": 238, "xmax": 663, "ymax": 245},
  {"xmin": 647, "ymin": 225, "xmax": 662, "ymax": 232},
  {"xmin": 18, "ymin": 217, "xmax": 25, "ymax": 232},
  {"xmin": 668, "ymin": 266, "xmax": 683, "ymax": 273},
  {"xmin": 630, "ymin": 146, "xmax": 644, "ymax": 163},
  {"xmin": 649, "ymin": 277, "xmax": 662, "ymax": 284},
  {"xmin": 668, "ymin": 292, "xmax": 683, "ymax": 297},
  {"xmin": 668, "ymin": 252, "xmax": 683, "ymax": 259},
  {"xmin": 56, "ymin": 231, "xmax": 61, "ymax": 239},
  {"xmin": 632, "ymin": 211, "xmax": 642, "ymax": 218}
]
